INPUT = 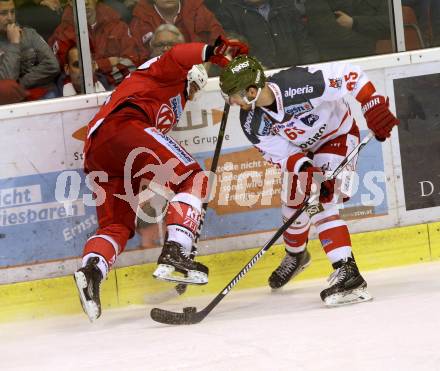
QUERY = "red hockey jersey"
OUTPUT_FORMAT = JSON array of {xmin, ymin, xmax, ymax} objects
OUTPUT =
[{"xmin": 84, "ymin": 42, "xmax": 207, "ymax": 154}]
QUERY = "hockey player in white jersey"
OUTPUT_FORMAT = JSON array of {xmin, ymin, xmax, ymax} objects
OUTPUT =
[{"xmin": 219, "ymin": 55, "xmax": 399, "ymax": 306}]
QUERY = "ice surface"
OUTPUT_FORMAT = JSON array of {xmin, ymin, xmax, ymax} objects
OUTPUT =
[{"xmin": 1, "ymin": 262, "xmax": 440, "ymax": 371}]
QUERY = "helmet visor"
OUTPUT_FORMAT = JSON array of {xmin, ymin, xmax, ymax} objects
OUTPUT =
[{"xmin": 220, "ymin": 89, "xmax": 247, "ymax": 105}]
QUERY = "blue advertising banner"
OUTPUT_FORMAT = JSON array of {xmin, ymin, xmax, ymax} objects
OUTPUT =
[{"xmin": 0, "ymin": 170, "xmax": 141, "ymax": 268}]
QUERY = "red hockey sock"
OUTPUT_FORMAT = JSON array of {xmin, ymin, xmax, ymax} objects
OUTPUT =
[
  {"xmin": 318, "ymin": 225, "xmax": 352, "ymax": 263},
  {"xmin": 83, "ymin": 224, "xmax": 131, "ymax": 276},
  {"xmin": 282, "ymin": 205, "xmax": 310, "ymax": 253},
  {"xmin": 283, "ymin": 228, "xmax": 309, "ymax": 253}
]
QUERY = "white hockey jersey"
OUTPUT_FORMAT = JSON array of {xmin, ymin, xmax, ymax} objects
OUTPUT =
[{"xmin": 239, "ymin": 62, "xmax": 374, "ymax": 173}]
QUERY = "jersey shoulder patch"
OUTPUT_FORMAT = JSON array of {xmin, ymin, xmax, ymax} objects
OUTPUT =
[
  {"xmin": 270, "ymin": 66, "xmax": 325, "ymax": 104},
  {"xmin": 240, "ymin": 108, "xmax": 272, "ymax": 144}
]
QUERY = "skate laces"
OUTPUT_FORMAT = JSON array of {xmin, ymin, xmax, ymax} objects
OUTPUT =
[
  {"xmin": 179, "ymin": 245, "xmax": 193, "ymax": 260},
  {"xmin": 277, "ymin": 253, "xmax": 298, "ymax": 278},
  {"xmin": 327, "ymin": 266, "xmax": 346, "ymax": 286}
]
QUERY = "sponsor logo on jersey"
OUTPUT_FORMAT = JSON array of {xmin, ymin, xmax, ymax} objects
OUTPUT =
[
  {"xmin": 270, "ymin": 125, "xmax": 280, "ymax": 135},
  {"xmin": 231, "ymin": 61, "xmax": 250, "ymax": 73},
  {"xmin": 284, "ymin": 102, "xmax": 313, "ymax": 118},
  {"xmin": 284, "ymin": 85, "xmax": 314, "ymax": 98},
  {"xmin": 299, "ymin": 123, "xmax": 327, "ymax": 149},
  {"xmin": 145, "ymin": 127, "xmax": 195, "ymax": 166},
  {"xmin": 300, "ymin": 114, "xmax": 319, "ymax": 127},
  {"xmin": 156, "ymin": 103, "xmax": 175, "ymax": 133},
  {"xmin": 169, "ymin": 95, "xmax": 183, "ymax": 123},
  {"xmin": 273, "ymin": 118, "xmax": 303, "ymax": 133},
  {"xmin": 259, "ymin": 115, "xmax": 273, "ymax": 136},
  {"xmin": 243, "ymin": 110, "xmax": 254, "ymax": 135},
  {"xmin": 329, "ymin": 78, "xmax": 342, "ymax": 89}
]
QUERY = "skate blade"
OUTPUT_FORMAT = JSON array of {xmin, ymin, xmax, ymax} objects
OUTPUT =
[
  {"xmin": 153, "ymin": 264, "xmax": 208, "ymax": 285},
  {"xmin": 74, "ymin": 271, "xmax": 100, "ymax": 322},
  {"xmin": 323, "ymin": 287, "xmax": 373, "ymax": 307}
]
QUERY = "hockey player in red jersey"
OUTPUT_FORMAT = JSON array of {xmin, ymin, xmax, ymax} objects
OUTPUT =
[
  {"xmin": 219, "ymin": 55, "xmax": 399, "ymax": 306},
  {"xmin": 74, "ymin": 37, "xmax": 248, "ymax": 321}
]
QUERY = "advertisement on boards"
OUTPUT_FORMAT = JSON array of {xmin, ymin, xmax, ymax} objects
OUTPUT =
[
  {"xmin": 0, "ymin": 89, "xmax": 389, "ymax": 272},
  {"xmin": 394, "ymin": 72, "xmax": 440, "ymax": 210}
]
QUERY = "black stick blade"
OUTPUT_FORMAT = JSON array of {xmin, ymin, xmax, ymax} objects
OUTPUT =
[{"xmin": 150, "ymin": 307, "xmax": 202, "ymax": 325}]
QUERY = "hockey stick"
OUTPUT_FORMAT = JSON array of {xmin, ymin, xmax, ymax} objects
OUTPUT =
[
  {"xmin": 151, "ymin": 103, "xmax": 230, "ymax": 299},
  {"xmin": 190, "ymin": 102, "xmax": 231, "ymax": 259},
  {"xmin": 150, "ymin": 131, "xmax": 374, "ymax": 324},
  {"xmin": 173, "ymin": 103, "xmax": 231, "ymax": 294}
]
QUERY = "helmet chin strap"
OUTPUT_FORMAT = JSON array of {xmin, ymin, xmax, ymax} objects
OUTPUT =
[{"xmin": 243, "ymin": 87, "xmax": 262, "ymax": 110}]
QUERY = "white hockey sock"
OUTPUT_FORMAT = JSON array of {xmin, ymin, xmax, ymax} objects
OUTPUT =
[
  {"xmin": 285, "ymin": 243, "xmax": 307, "ymax": 254},
  {"xmin": 326, "ymin": 246, "xmax": 352, "ymax": 264},
  {"xmin": 166, "ymin": 225, "xmax": 193, "ymax": 256}
]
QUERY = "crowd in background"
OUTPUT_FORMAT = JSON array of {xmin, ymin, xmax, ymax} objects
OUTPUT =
[{"xmin": 0, "ymin": 0, "xmax": 439, "ymax": 105}]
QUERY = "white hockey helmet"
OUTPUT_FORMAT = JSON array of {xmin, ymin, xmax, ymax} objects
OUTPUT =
[{"xmin": 186, "ymin": 64, "xmax": 208, "ymax": 98}]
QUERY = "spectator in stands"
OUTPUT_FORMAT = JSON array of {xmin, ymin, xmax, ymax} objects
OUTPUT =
[
  {"xmin": 130, "ymin": 0, "xmax": 224, "ymax": 61},
  {"xmin": 49, "ymin": 0, "xmax": 139, "ymax": 87},
  {"xmin": 402, "ymin": 0, "xmax": 440, "ymax": 46},
  {"xmin": 294, "ymin": 0, "xmax": 306, "ymax": 16},
  {"xmin": 149, "ymin": 23, "xmax": 184, "ymax": 57},
  {"xmin": 0, "ymin": 79, "xmax": 27, "ymax": 104},
  {"xmin": 203, "ymin": 0, "xmax": 220, "ymax": 14},
  {"xmin": 46, "ymin": 44, "xmax": 110, "ymax": 97},
  {"xmin": 16, "ymin": 0, "xmax": 62, "ymax": 41},
  {"xmin": 305, "ymin": 0, "xmax": 391, "ymax": 61},
  {"xmin": 103, "ymin": 0, "xmax": 133, "ymax": 23},
  {"xmin": 216, "ymin": 0, "xmax": 319, "ymax": 69},
  {"xmin": 0, "ymin": 0, "xmax": 59, "ymax": 104}
]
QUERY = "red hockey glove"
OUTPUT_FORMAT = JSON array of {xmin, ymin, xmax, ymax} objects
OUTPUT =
[
  {"xmin": 361, "ymin": 95, "xmax": 400, "ymax": 142},
  {"xmin": 300, "ymin": 163, "xmax": 334, "ymax": 203},
  {"xmin": 319, "ymin": 179, "xmax": 335, "ymax": 204},
  {"xmin": 205, "ymin": 35, "xmax": 249, "ymax": 67}
]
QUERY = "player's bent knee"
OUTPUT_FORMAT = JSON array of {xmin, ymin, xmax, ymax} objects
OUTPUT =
[{"xmin": 178, "ymin": 168, "xmax": 209, "ymax": 201}]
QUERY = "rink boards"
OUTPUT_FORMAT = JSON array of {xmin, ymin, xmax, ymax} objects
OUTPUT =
[
  {"xmin": 1, "ymin": 221, "xmax": 440, "ymax": 322},
  {"xmin": 1, "ymin": 50, "xmax": 440, "ymax": 319}
]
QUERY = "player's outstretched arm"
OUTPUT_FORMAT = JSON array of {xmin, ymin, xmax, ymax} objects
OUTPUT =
[
  {"xmin": 147, "ymin": 37, "xmax": 248, "ymax": 83},
  {"xmin": 308, "ymin": 62, "xmax": 400, "ymax": 141}
]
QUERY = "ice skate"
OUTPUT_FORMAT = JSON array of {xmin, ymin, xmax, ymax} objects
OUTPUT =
[
  {"xmin": 269, "ymin": 249, "xmax": 311, "ymax": 289},
  {"xmin": 320, "ymin": 257, "xmax": 372, "ymax": 307},
  {"xmin": 153, "ymin": 241, "xmax": 209, "ymax": 285},
  {"xmin": 74, "ymin": 257, "xmax": 103, "ymax": 322}
]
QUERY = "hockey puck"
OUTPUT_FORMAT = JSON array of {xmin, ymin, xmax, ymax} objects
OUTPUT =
[{"xmin": 183, "ymin": 306, "xmax": 197, "ymax": 314}]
